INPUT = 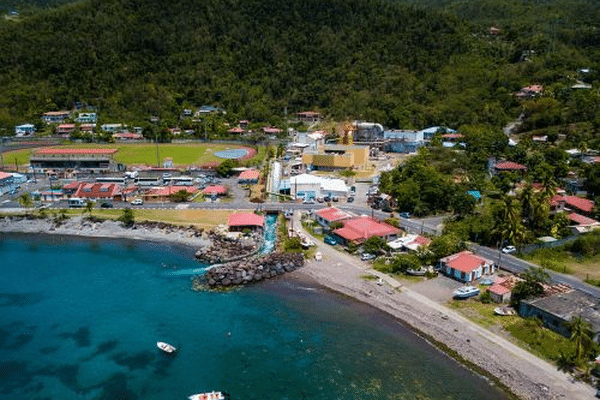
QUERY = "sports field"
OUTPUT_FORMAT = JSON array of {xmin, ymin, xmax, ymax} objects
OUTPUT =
[{"xmin": 1, "ymin": 143, "xmax": 263, "ymax": 167}]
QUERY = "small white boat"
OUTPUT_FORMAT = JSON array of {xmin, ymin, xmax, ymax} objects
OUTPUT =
[
  {"xmin": 494, "ymin": 306, "xmax": 516, "ymax": 316},
  {"xmin": 188, "ymin": 391, "xmax": 227, "ymax": 400},
  {"xmin": 314, "ymin": 251, "xmax": 322, "ymax": 261},
  {"xmin": 156, "ymin": 341, "xmax": 177, "ymax": 353},
  {"xmin": 406, "ymin": 268, "xmax": 427, "ymax": 276},
  {"xmin": 453, "ymin": 286, "xmax": 480, "ymax": 299}
]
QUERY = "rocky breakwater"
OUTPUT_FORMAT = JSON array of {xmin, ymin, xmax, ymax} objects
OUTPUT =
[
  {"xmin": 194, "ymin": 231, "xmax": 259, "ymax": 264},
  {"xmin": 204, "ymin": 252, "xmax": 304, "ymax": 287}
]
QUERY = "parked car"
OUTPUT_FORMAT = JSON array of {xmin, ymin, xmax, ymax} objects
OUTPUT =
[
  {"xmin": 100, "ymin": 202, "xmax": 114, "ymax": 208},
  {"xmin": 361, "ymin": 253, "xmax": 376, "ymax": 261},
  {"xmin": 331, "ymin": 196, "xmax": 339, "ymax": 202},
  {"xmin": 399, "ymin": 212, "xmax": 411, "ymax": 219},
  {"xmin": 502, "ymin": 245, "xmax": 517, "ymax": 254},
  {"xmin": 324, "ymin": 235, "xmax": 337, "ymax": 245},
  {"xmin": 131, "ymin": 199, "xmax": 144, "ymax": 205},
  {"xmin": 316, "ymin": 197, "xmax": 324, "ymax": 203},
  {"xmin": 323, "ymin": 196, "xmax": 331, "ymax": 202},
  {"xmin": 347, "ymin": 197, "xmax": 354, "ymax": 203},
  {"xmin": 303, "ymin": 198, "xmax": 315, "ymax": 204}
]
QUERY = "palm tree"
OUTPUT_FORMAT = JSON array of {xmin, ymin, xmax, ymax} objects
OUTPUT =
[
  {"xmin": 496, "ymin": 195, "xmax": 527, "ymax": 246},
  {"xmin": 18, "ymin": 193, "xmax": 33, "ymax": 217},
  {"xmin": 565, "ymin": 316, "xmax": 593, "ymax": 363},
  {"xmin": 84, "ymin": 200, "xmax": 94, "ymax": 217},
  {"xmin": 519, "ymin": 183, "xmax": 536, "ymax": 224}
]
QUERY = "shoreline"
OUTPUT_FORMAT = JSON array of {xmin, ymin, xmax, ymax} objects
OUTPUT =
[{"xmin": 1, "ymin": 216, "xmax": 593, "ymax": 400}]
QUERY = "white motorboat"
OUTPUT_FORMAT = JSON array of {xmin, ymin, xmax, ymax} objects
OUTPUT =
[
  {"xmin": 494, "ymin": 306, "xmax": 516, "ymax": 316},
  {"xmin": 453, "ymin": 286, "xmax": 480, "ymax": 299},
  {"xmin": 406, "ymin": 268, "xmax": 427, "ymax": 276},
  {"xmin": 156, "ymin": 341, "xmax": 177, "ymax": 353},
  {"xmin": 188, "ymin": 391, "xmax": 228, "ymax": 400}
]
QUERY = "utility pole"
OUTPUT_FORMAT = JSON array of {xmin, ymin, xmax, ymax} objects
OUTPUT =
[{"xmin": 154, "ymin": 123, "xmax": 160, "ymax": 167}]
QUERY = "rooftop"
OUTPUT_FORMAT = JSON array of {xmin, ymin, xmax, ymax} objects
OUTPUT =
[
  {"xmin": 315, "ymin": 207, "xmax": 352, "ymax": 223},
  {"xmin": 228, "ymin": 213, "xmax": 265, "ymax": 227},
  {"xmin": 522, "ymin": 290, "xmax": 600, "ymax": 332},
  {"xmin": 439, "ymin": 251, "xmax": 494, "ymax": 273},
  {"xmin": 495, "ymin": 161, "xmax": 527, "ymax": 171},
  {"xmin": 334, "ymin": 216, "xmax": 400, "ymax": 243},
  {"xmin": 35, "ymin": 148, "xmax": 118, "ymax": 155}
]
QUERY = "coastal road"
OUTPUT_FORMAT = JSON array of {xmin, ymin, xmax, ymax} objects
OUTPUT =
[
  {"xmin": 293, "ymin": 211, "xmax": 594, "ymax": 400},
  {"xmin": 472, "ymin": 244, "xmax": 600, "ymax": 299}
]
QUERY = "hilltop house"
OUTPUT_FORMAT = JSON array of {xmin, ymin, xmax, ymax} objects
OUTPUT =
[
  {"xmin": 15, "ymin": 124, "xmax": 36, "ymax": 136},
  {"xmin": 42, "ymin": 111, "xmax": 70, "ymax": 124}
]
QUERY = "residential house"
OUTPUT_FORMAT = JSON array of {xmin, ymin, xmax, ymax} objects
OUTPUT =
[
  {"xmin": 262, "ymin": 126, "xmax": 282, "ymax": 135},
  {"xmin": 14, "ymin": 124, "xmax": 36, "ymax": 136},
  {"xmin": 56, "ymin": 124, "xmax": 76, "ymax": 135},
  {"xmin": 421, "ymin": 126, "xmax": 456, "ymax": 140},
  {"xmin": 519, "ymin": 290, "xmax": 600, "ymax": 340},
  {"xmin": 494, "ymin": 161, "xmax": 527, "ymax": 175},
  {"xmin": 75, "ymin": 113, "xmax": 97, "ymax": 123},
  {"xmin": 387, "ymin": 234, "xmax": 430, "ymax": 252},
  {"xmin": 297, "ymin": 111, "xmax": 321, "ymax": 123},
  {"xmin": 441, "ymin": 133, "xmax": 464, "ymax": 148},
  {"xmin": 279, "ymin": 173, "xmax": 348, "ymax": 200},
  {"xmin": 101, "ymin": 123, "xmax": 123, "ymax": 133},
  {"xmin": 551, "ymin": 195, "xmax": 594, "ymax": 217},
  {"xmin": 489, "ymin": 26, "xmax": 500, "ymax": 35},
  {"xmin": 438, "ymin": 251, "xmax": 495, "ymax": 283},
  {"xmin": 195, "ymin": 105, "xmax": 224, "ymax": 117},
  {"xmin": 229, "ymin": 127, "xmax": 245, "ymax": 135},
  {"xmin": 314, "ymin": 207, "xmax": 352, "ymax": 228},
  {"xmin": 238, "ymin": 169, "xmax": 260, "ymax": 184},
  {"xmin": 333, "ymin": 216, "xmax": 401, "ymax": 245},
  {"xmin": 487, "ymin": 276, "xmax": 521, "ymax": 303},
  {"xmin": 239, "ymin": 120, "xmax": 249, "ymax": 130},
  {"xmin": 515, "ymin": 85, "xmax": 543, "ymax": 99},
  {"xmin": 80, "ymin": 124, "xmax": 96, "ymax": 133},
  {"xmin": 228, "ymin": 213, "xmax": 265, "ymax": 232},
  {"xmin": 42, "ymin": 111, "xmax": 70, "ymax": 124},
  {"xmin": 113, "ymin": 132, "xmax": 144, "ymax": 141}
]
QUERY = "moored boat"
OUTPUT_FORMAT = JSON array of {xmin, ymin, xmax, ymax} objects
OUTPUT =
[
  {"xmin": 156, "ymin": 341, "xmax": 177, "ymax": 353},
  {"xmin": 453, "ymin": 286, "xmax": 480, "ymax": 299},
  {"xmin": 188, "ymin": 391, "xmax": 228, "ymax": 400},
  {"xmin": 494, "ymin": 306, "xmax": 516, "ymax": 316}
]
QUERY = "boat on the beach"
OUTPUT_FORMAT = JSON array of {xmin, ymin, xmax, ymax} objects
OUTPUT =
[
  {"xmin": 453, "ymin": 286, "xmax": 480, "ymax": 299},
  {"xmin": 156, "ymin": 341, "xmax": 177, "ymax": 353},
  {"xmin": 494, "ymin": 306, "xmax": 516, "ymax": 316},
  {"xmin": 188, "ymin": 391, "xmax": 228, "ymax": 400},
  {"xmin": 480, "ymin": 278, "xmax": 494, "ymax": 285}
]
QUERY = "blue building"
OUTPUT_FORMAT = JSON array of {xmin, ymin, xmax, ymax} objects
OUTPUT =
[{"xmin": 384, "ymin": 130, "xmax": 425, "ymax": 153}]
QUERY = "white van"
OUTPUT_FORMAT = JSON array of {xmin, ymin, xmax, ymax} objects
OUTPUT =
[{"xmin": 68, "ymin": 198, "xmax": 86, "ymax": 208}]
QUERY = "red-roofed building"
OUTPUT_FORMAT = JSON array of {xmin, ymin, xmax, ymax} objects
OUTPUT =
[
  {"xmin": 333, "ymin": 216, "xmax": 400, "ymax": 245},
  {"xmin": 0, "ymin": 171, "xmax": 15, "ymax": 195},
  {"xmin": 228, "ymin": 213, "xmax": 265, "ymax": 232},
  {"xmin": 30, "ymin": 148, "xmax": 119, "ymax": 175},
  {"xmin": 42, "ymin": 110, "xmax": 70, "ymax": 124},
  {"xmin": 515, "ymin": 85, "xmax": 543, "ymax": 99},
  {"xmin": 262, "ymin": 126, "xmax": 282, "ymax": 135},
  {"xmin": 297, "ymin": 111, "xmax": 322, "ymax": 123},
  {"xmin": 229, "ymin": 127, "xmax": 245, "ymax": 134},
  {"xmin": 74, "ymin": 182, "xmax": 124, "ymax": 201},
  {"xmin": 113, "ymin": 132, "xmax": 144, "ymax": 141},
  {"xmin": 568, "ymin": 212, "xmax": 598, "ymax": 226},
  {"xmin": 551, "ymin": 195, "xmax": 594, "ymax": 216},
  {"xmin": 489, "ymin": 284, "xmax": 512, "ymax": 303},
  {"xmin": 143, "ymin": 186, "xmax": 198, "ymax": 202},
  {"xmin": 56, "ymin": 124, "xmax": 76, "ymax": 135},
  {"xmin": 62, "ymin": 181, "xmax": 81, "ymax": 195},
  {"xmin": 238, "ymin": 169, "xmax": 260, "ymax": 184},
  {"xmin": 314, "ymin": 207, "xmax": 352, "ymax": 227},
  {"xmin": 439, "ymin": 251, "xmax": 495, "ymax": 283},
  {"xmin": 494, "ymin": 161, "xmax": 527, "ymax": 173},
  {"xmin": 203, "ymin": 185, "xmax": 228, "ymax": 196}
]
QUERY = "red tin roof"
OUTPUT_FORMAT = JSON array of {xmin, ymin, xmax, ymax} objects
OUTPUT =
[
  {"xmin": 228, "ymin": 213, "xmax": 265, "ymax": 227},
  {"xmin": 334, "ymin": 216, "xmax": 400, "ymax": 242}
]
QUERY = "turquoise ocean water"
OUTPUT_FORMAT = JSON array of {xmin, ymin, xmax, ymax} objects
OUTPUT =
[{"xmin": 0, "ymin": 233, "xmax": 510, "ymax": 400}]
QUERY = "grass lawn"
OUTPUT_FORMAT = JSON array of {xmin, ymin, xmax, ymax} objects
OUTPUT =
[
  {"xmin": 523, "ymin": 247, "xmax": 600, "ymax": 281},
  {"xmin": 63, "ymin": 208, "xmax": 230, "ymax": 229},
  {"xmin": 448, "ymin": 297, "xmax": 575, "ymax": 363},
  {"xmin": 1, "ymin": 143, "xmax": 263, "ymax": 168}
]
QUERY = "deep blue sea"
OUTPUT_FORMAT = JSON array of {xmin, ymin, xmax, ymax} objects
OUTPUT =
[{"xmin": 0, "ymin": 233, "xmax": 511, "ymax": 400}]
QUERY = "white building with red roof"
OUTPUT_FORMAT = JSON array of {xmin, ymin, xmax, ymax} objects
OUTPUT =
[
  {"xmin": 314, "ymin": 207, "xmax": 352, "ymax": 227},
  {"xmin": 238, "ymin": 169, "xmax": 260, "ymax": 184},
  {"xmin": 203, "ymin": 185, "xmax": 228, "ymax": 196},
  {"xmin": 388, "ymin": 234, "xmax": 431, "ymax": 252},
  {"xmin": 228, "ymin": 212, "xmax": 265, "ymax": 232},
  {"xmin": 333, "ymin": 216, "xmax": 401, "ymax": 245},
  {"xmin": 74, "ymin": 182, "xmax": 124, "ymax": 201},
  {"xmin": 438, "ymin": 251, "xmax": 495, "ymax": 283}
]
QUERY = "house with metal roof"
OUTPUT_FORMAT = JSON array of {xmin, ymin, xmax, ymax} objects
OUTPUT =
[
  {"xmin": 519, "ymin": 290, "xmax": 600, "ymax": 340},
  {"xmin": 438, "ymin": 251, "xmax": 496, "ymax": 283},
  {"xmin": 238, "ymin": 169, "xmax": 260, "ymax": 184},
  {"xmin": 228, "ymin": 213, "xmax": 265, "ymax": 232},
  {"xmin": 314, "ymin": 207, "xmax": 352, "ymax": 227},
  {"xmin": 333, "ymin": 216, "xmax": 401, "ymax": 245},
  {"xmin": 280, "ymin": 173, "xmax": 348, "ymax": 200}
]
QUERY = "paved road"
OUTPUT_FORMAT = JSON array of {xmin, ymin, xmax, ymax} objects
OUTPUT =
[{"xmin": 472, "ymin": 243, "xmax": 600, "ymax": 299}]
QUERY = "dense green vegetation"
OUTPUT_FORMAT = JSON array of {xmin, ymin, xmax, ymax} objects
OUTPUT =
[{"xmin": 0, "ymin": 0, "xmax": 598, "ymax": 134}]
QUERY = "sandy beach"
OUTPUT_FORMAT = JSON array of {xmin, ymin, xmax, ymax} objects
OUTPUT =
[{"xmin": 0, "ymin": 214, "xmax": 594, "ymax": 400}]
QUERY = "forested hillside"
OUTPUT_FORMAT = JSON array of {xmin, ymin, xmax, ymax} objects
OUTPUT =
[{"xmin": 0, "ymin": 0, "xmax": 598, "ymax": 132}]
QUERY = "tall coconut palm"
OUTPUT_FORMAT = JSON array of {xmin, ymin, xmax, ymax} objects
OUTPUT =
[
  {"xmin": 566, "ymin": 316, "xmax": 593, "ymax": 362},
  {"xmin": 496, "ymin": 195, "xmax": 527, "ymax": 246},
  {"xmin": 18, "ymin": 193, "xmax": 33, "ymax": 217}
]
